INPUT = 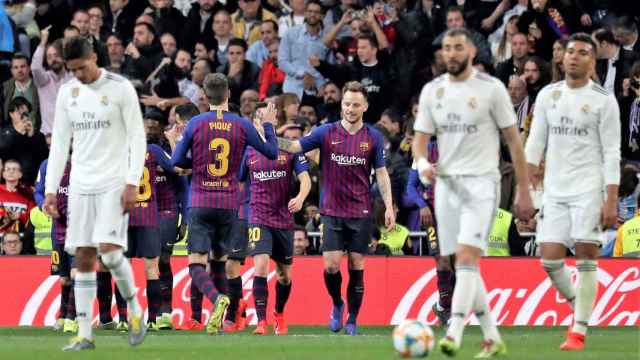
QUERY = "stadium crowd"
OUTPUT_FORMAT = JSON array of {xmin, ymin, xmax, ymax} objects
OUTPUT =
[{"xmin": 0, "ymin": 0, "xmax": 639, "ymax": 258}]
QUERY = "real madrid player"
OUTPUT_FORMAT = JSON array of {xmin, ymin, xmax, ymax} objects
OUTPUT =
[
  {"xmin": 525, "ymin": 33, "xmax": 621, "ymax": 351},
  {"xmin": 412, "ymin": 29, "xmax": 535, "ymax": 358},
  {"xmin": 43, "ymin": 37, "xmax": 147, "ymax": 351}
]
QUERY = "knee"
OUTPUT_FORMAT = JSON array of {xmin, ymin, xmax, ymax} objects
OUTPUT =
[
  {"xmin": 324, "ymin": 263, "xmax": 340, "ymax": 274},
  {"xmin": 455, "ymin": 252, "xmax": 477, "ymax": 267},
  {"xmin": 225, "ymin": 260, "xmax": 240, "ymax": 277},
  {"xmin": 100, "ymin": 249, "xmax": 125, "ymax": 269},
  {"xmin": 436, "ymin": 255, "xmax": 453, "ymax": 271},
  {"xmin": 60, "ymin": 277, "xmax": 71, "ymax": 286},
  {"xmin": 276, "ymin": 268, "xmax": 291, "ymax": 284},
  {"xmin": 348, "ymin": 254, "xmax": 364, "ymax": 270}
]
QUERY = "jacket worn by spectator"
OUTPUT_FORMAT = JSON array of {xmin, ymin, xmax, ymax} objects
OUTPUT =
[
  {"xmin": 217, "ymin": 60, "xmax": 260, "ymax": 106},
  {"xmin": 232, "ymin": 8, "xmax": 277, "ymax": 47},
  {"xmin": 103, "ymin": 1, "xmax": 140, "ymax": 43},
  {"xmin": 517, "ymin": 1, "xmax": 575, "ymax": 61},
  {"xmin": 150, "ymin": 6, "xmax": 187, "ymax": 45},
  {"xmin": 0, "ymin": 126, "xmax": 48, "ymax": 185},
  {"xmin": 596, "ymin": 48, "xmax": 639, "ymax": 100},
  {"xmin": 122, "ymin": 42, "xmax": 164, "ymax": 82},
  {"xmin": 181, "ymin": 1, "xmax": 228, "ymax": 52},
  {"xmin": 258, "ymin": 58, "xmax": 285, "ymax": 100}
]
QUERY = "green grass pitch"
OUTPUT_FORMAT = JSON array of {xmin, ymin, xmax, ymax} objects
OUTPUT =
[{"xmin": 0, "ymin": 326, "xmax": 637, "ymax": 360}]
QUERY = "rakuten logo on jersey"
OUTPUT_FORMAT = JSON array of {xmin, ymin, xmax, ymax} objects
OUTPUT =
[
  {"xmin": 253, "ymin": 170, "xmax": 287, "ymax": 181},
  {"xmin": 330, "ymin": 153, "xmax": 366, "ymax": 166}
]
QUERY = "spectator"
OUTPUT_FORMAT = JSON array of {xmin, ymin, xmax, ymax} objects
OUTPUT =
[
  {"xmin": 517, "ymin": 0, "xmax": 574, "ymax": 61},
  {"xmin": 490, "ymin": 14, "xmax": 520, "ymax": 64},
  {"xmin": 146, "ymin": 0, "xmax": 186, "ymax": 42},
  {"xmin": 302, "ymin": 81, "xmax": 341, "ymax": 124},
  {"xmin": 160, "ymin": 32, "xmax": 178, "ymax": 57},
  {"xmin": 322, "ymin": 7, "xmax": 390, "ymax": 62},
  {"xmin": 2, "ymin": 53, "xmax": 40, "ymax": 131},
  {"xmin": 618, "ymin": 166, "xmax": 639, "ymax": 225},
  {"xmin": 246, "ymin": 19, "xmax": 279, "ymax": 68},
  {"xmin": 191, "ymin": 58, "xmax": 213, "ymax": 89},
  {"xmin": 278, "ymin": 0, "xmax": 306, "ymax": 37},
  {"xmin": 4, "ymin": 0, "xmax": 37, "ymax": 59},
  {"xmin": 104, "ymin": 0, "xmax": 138, "ymax": 43},
  {"xmin": 232, "ymin": 0, "xmax": 276, "ymax": 46},
  {"xmin": 613, "ymin": 195, "xmax": 640, "ymax": 258},
  {"xmin": 1, "ymin": 231, "xmax": 23, "ymax": 255},
  {"xmin": 72, "ymin": 9, "xmax": 109, "ymax": 66},
  {"xmin": 293, "ymin": 226, "xmax": 311, "ymax": 255},
  {"xmin": 216, "ymin": 38, "xmax": 260, "ymax": 105},
  {"xmin": 105, "ymin": 33, "xmax": 126, "ymax": 73},
  {"xmin": 275, "ymin": 92, "xmax": 299, "ymax": 130},
  {"xmin": 495, "ymin": 32, "xmax": 530, "ymax": 85},
  {"xmin": 593, "ymin": 28, "xmax": 638, "ymax": 99},
  {"xmin": 122, "ymin": 22, "xmax": 164, "ymax": 81},
  {"xmin": 0, "ymin": 159, "xmax": 35, "ymax": 235},
  {"xmin": 508, "ymin": 75, "xmax": 530, "ymax": 132},
  {"xmin": 323, "ymin": 0, "xmax": 358, "ymax": 41},
  {"xmin": 258, "ymin": 38, "xmax": 285, "ymax": 100},
  {"xmin": 613, "ymin": 16, "xmax": 640, "ymax": 54},
  {"xmin": 521, "ymin": 55, "xmax": 550, "ymax": 103},
  {"xmin": 182, "ymin": 0, "xmax": 228, "ymax": 52},
  {"xmin": 299, "ymin": 103, "xmax": 319, "ymax": 128},
  {"xmin": 63, "ymin": 25, "xmax": 80, "ymax": 40},
  {"xmin": 377, "ymin": 109, "xmax": 403, "ymax": 150},
  {"xmin": 31, "ymin": 26, "xmax": 72, "ymax": 136},
  {"xmin": 550, "ymin": 38, "xmax": 566, "ymax": 82},
  {"xmin": 173, "ymin": 49, "xmax": 199, "ymax": 104},
  {"xmin": 620, "ymin": 61, "xmax": 640, "ymax": 164},
  {"xmin": 0, "ymin": 97, "xmax": 48, "ymax": 184},
  {"xmin": 432, "ymin": 6, "xmax": 493, "ymax": 65},
  {"xmin": 278, "ymin": 0, "xmax": 330, "ymax": 99},
  {"xmin": 193, "ymin": 38, "xmax": 220, "ymax": 67},
  {"xmin": 239, "ymin": 89, "xmax": 260, "ymax": 118},
  {"xmin": 88, "ymin": 4, "xmax": 108, "ymax": 42},
  {"xmin": 33, "ymin": 0, "xmax": 72, "ymax": 42},
  {"xmin": 213, "ymin": 10, "xmax": 234, "ymax": 66},
  {"xmin": 304, "ymin": 204, "xmax": 321, "ymax": 232}
]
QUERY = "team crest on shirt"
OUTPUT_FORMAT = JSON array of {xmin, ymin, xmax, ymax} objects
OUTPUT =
[
  {"xmin": 72, "ymin": 87, "xmax": 79, "ymax": 98},
  {"xmin": 467, "ymin": 97, "xmax": 477, "ymax": 109},
  {"xmin": 581, "ymin": 104, "xmax": 590, "ymax": 114},
  {"xmin": 436, "ymin": 87, "xmax": 444, "ymax": 99},
  {"xmin": 101, "ymin": 96, "xmax": 109, "ymax": 106},
  {"xmin": 359, "ymin": 142, "xmax": 369, "ymax": 152}
]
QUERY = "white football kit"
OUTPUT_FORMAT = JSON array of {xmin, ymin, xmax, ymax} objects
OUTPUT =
[
  {"xmin": 525, "ymin": 80, "xmax": 621, "ymax": 246},
  {"xmin": 414, "ymin": 69, "xmax": 517, "ymax": 255},
  {"xmin": 45, "ymin": 70, "xmax": 147, "ymax": 253}
]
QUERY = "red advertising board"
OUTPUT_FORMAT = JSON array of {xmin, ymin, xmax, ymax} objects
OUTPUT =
[{"xmin": 0, "ymin": 257, "xmax": 638, "ymax": 327}]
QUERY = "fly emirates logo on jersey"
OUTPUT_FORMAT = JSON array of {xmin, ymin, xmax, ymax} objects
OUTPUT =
[
  {"xmin": 253, "ymin": 170, "xmax": 287, "ymax": 181},
  {"xmin": 550, "ymin": 116, "xmax": 589, "ymax": 137},
  {"xmin": 70, "ymin": 111, "xmax": 111, "ymax": 132},
  {"xmin": 441, "ymin": 113, "xmax": 478, "ymax": 134}
]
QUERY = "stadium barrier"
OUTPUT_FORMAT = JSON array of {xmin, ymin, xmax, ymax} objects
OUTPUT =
[{"xmin": 1, "ymin": 257, "xmax": 637, "ymax": 327}]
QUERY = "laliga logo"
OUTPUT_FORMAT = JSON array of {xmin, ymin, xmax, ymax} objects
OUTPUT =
[{"xmin": 391, "ymin": 267, "xmax": 640, "ymax": 327}]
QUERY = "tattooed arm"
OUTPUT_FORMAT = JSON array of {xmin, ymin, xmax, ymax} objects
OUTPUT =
[
  {"xmin": 277, "ymin": 137, "xmax": 304, "ymax": 153},
  {"xmin": 375, "ymin": 167, "xmax": 396, "ymax": 231}
]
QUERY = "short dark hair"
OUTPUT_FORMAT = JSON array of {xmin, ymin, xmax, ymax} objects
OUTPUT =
[
  {"xmin": 175, "ymin": 103, "xmax": 200, "ymax": 122},
  {"xmin": 567, "ymin": 32, "xmax": 598, "ymax": 57},
  {"xmin": 63, "ymin": 36, "xmax": 94, "ymax": 61},
  {"xmin": 380, "ymin": 108, "xmax": 401, "ymax": 124},
  {"xmin": 64, "ymin": 25, "xmax": 80, "ymax": 34},
  {"xmin": 8, "ymin": 96, "xmax": 32, "ymax": 114},
  {"xmin": 262, "ymin": 19, "xmax": 278, "ymax": 33},
  {"xmin": 203, "ymin": 73, "xmax": 229, "ymax": 106},
  {"xmin": 106, "ymin": 32, "xmax": 124, "ymax": 44},
  {"xmin": 357, "ymin": 33, "xmax": 378, "ymax": 49},
  {"xmin": 446, "ymin": 5, "xmax": 464, "ymax": 17},
  {"xmin": 2, "ymin": 231, "xmax": 21, "ymax": 242},
  {"xmin": 251, "ymin": 101, "xmax": 268, "ymax": 119},
  {"xmin": 135, "ymin": 22, "xmax": 157, "ymax": 37},
  {"xmin": 443, "ymin": 28, "xmax": 473, "ymax": 44},
  {"xmin": 630, "ymin": 60, "xmax": 640, "ymax": 79},
  {"xmin": 593, "ymin": 28, "xmax": 618, "ymax": 46},
  {"xmin": 11, "ymin": 53, "xmax": 28, "ymax": 64},
  {"xmin": 293, "ymin": 225, "xmax": 307, "ymax": 236},
  {"xmin": 306, "ymin": 0, "xmax": 323, "ymax": 11},
  {"xmin": 342, "ymin": 81, "xmax": 368, "ymax": 100},
  {"xmin": 72, "ymin": 9, "xmax": 89, "ymax": 19},
  {"xmin": 228, "ymin": 37, "xmax": 248, "ymax": 52},
  {"xmin": 615, "ymin": 16, "xmax": 638, "ymax": 33}
]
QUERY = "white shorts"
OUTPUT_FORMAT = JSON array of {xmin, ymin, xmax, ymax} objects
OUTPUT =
[
  {"xmin": 536, "ymin": 193, "xmax": 604, "ymax": 247},
  {"xmin": 434, "ymin": 176, "xmax": 500, "ymax": 256},
  {"xmin": 65, "ymin": 186, "xmax": 129, "ymax": 255}
]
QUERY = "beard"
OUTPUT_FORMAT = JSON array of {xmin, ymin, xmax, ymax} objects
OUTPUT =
[
  {"xmin": 49, "ymin": 62, "xmax": 64, "ymax": 72},
  {"xmin": 446, "ymin": 56, "xmax": 470, "ymax": 76}
]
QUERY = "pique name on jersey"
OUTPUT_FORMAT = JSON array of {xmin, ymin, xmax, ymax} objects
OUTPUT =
[
  {"xmin": 330, "ymin": 153, "xmax": 367, "ymax": 166},
  {"xmin": 209, "ymin": 121, "xmax": 233, "ymax": 131},
  {"xmin": 253, "ymin": 169, "xmax": 287, "ymax": 181}
]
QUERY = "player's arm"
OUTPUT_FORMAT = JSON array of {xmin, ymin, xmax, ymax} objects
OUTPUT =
[
  {"xmin": 238, "ymin": 150, "xmax": 250, "ymax": 182},
  {"xmin": 373, "ymin": 131, "xmax": 395, "ymax": 230},
  {"xmin": 245, "ymin": 121, "xmax": 279, "ymax": 160},
  {"xmin": 281, "ymin": 123, "xmax": 327, "ymax": 154},
  {"xmin": 289, "ymin": 154, "xmax": 311, "ymax": 213},
  {"xmin": 412, "ymin": 85, "xmax": 436, "ymax": 184},
  {"xmin": 599, "ymin": 95, "xmax": 622, "ymax": 228},
  {"xmin": 149, "ymin": 144, "xmax": 176, "ymax": 173},
  {"xmin": 34, "ymin": 160, "xmax": 47, "ymax": 209},
  {"xmin": 121, "ymin": 81, "xmax": 148, "ymax": 211},
  {"xmin": 524, "ymin": 92, "xmax": 549, "ymax": 179},
  {"xmin": 43, "ymin": 88, "xmax": 73, "ymax": 218},
  {"xmin": 171, "ymin": 119, "xmax": 196, "ymax": 168}
]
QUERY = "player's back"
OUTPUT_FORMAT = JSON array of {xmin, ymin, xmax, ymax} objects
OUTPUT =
[
  {"xmin": 57, "ymin": 71, "xmax": 145, "ymax": 194},
  {"xmin": 416, "ymin": 70, "xmax": 516, "ymax": 179},
  {"xmin": 186, "ymin": 110, "xmax": 251, "ymax": 209},
  {"xmin": 130, "ymin": 144, "xmax": 163, "ymax": 227}
]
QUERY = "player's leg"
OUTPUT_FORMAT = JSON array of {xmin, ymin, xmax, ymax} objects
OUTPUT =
[
  {"xmin": 63, "ymin": 265, "xmax": 78, "ymax": 334},
  {"xmin": 321, "ymin": 216, "xmax": 346, "ymax": 332},
  {"xmin": 209, "ymin": 257, "xmax": 228, "ymax": 295},
  {"xmin": 249, "ymin": 225, "xmax": 273, "ymax": 334},
  {"xmin": 224, "ymin": 218, "xmax": 249, "ymax": 332},
  {"xmin": 70, "ymin": 248, "xmax": 98, "ymax": 344},
  {"xmin": 429, "ymin": 217, "xmax": 456, "ymax": 326},
  {"xmin": 272, "ymin": 229, "xmax": 293, "ymax": 335},
  {"xmin": 96, "ymin": 260, "xmax": 115, "ymax": 328},
  {"xmin": 51, "ymin": 244, "xmax": 70, "ymax": 331},
  {"xmin": 158, "ymin": 216, "xmax": 179, "ymax": 329},
  {"xmin": 343, "ymin": 217, "xmax": 370, "ymax": 336},
  {"xmin": 144, "ymin": 256, "xmax": 161, "ymax": 330},
  {"xmin": 113, "ymin": 282, "xmax": 128, "ymax": 330}
]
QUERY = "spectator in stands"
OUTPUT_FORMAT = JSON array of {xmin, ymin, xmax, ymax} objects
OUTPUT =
[
  {"xmin": 613, "ymin": 16, "xmax": 640, "ymax": 54},
  {"xmin": 278, "ymin": 0, "xmax": 306, "ymax": 37},
  {"xmin": 104, "ymin": 0, "xmax": 138, "ymax": 43},
  {"xmin": 521, "ymin": 55, "xmax": 550, "ymax": 103},
  {"xmin": 213, "ymin": 10, "xmax": 234, "ymax": 65},
  {"xmin": 63, "ymin": 25, "xmax": 80, "ymax": 40},
  {"xmin": 508, "ymin": 75, "xmax": 530, "ymax": 132},
  {"xmin": 232, "ymin": 0, "xmax": 276, "ymax": 46},
  {"xmin": 4, "ymin": 0, "xmax": 37, "ymax": 60},
  {"xmin": 373, "ymin": 200, "xmax": 410, "ymax": 255},
  {"xmin": 275, "ymin": 92, "xmax": 299, "ymax": 130},
  {"xmin": 613, "ymin": 194, "xmax": 640, "ymax": 258},
  {"xmin": 173, "ymin": 49, "xmax": 199, "ymax": 104},
  {"xmin": 304, "ymin": 81, "xmax": 341, "ymax": 124},
  {"xmin": 278, "ymin": 0, "xmax": 330, "ymax": 99},
  {"xmin": 1, "ymin": 231, "xmax": 23, "ymax": 255},
  {"xmin": 516, "ymin": 0, "xmax": 574, "ymax": 61},
  {"xmin": 377, "ymin": 109, "xmax": 403, "ymax": 151},
  {"xmin": 122, "ymin": 22, "xmax": 164, "ymax": 81},
  {"xmin": 490, "ymin": 14, "xmax": 520, "ymax": 64},
  {"xmin": 258, "ymin": 38, "xmax": 285, "ymax": 100},
  {"xmin": 160, "ymin": 33, "xmax": 178, "ymax": 57},
  {"xmin": 299, "ymin": 103, "xmax": 318, "ymax": 128},
  {"xmin": 550, "ymin": 38, "xmax": 566, "ymax": 82},
  {"xmin": 0, "ymin": 97, "xmax": 48, "ymax": 184},
  {"xmin": 146, "ymin": 0, "xmax": 186, "ymax": 41},
  {"xmin": 31, "ymin": 26, "xmax": 72, "ymax": 135},
  {"xmin": 495, "ymin": 32, "xmax": 530, "ymax": 85},
  {"xmin": 246, "ymin": 19, "xmax": 279, "ymax": 68},
  {"xmin": 105, "ymin": 33, "xmax": 126, "ymax": 73},
  {"xmin": 239, "ymin": 89, "xmax": 260, "ymax": 118},
  {"xmin": 304, "ymin": 204, "xmax": 320, "ymax": 232},
  {"xmin": 293, "ymin": 226, "xmax": 311, "ymax": 255},
  {"xmin": 323, "ymin": 0, "xmax": 358, "ymax": 41},
  {"xmin": 0, "ymin": 159, "xmax": 35, "ymax": 235},
  {"xmin": 620, "ymin": 61, "xmax": 640, "ymax": 164},
  {"xmin": 593, "ymin": 28, "xmax": 638, "ymax": 99},
  {"xmin": 2, "ymin": 53, "xmax": 40, "ymax": 131},
  {"xmin": 72, "ymin": 9, "xmax": 109, "ymax": 66},
  {"xmin": 88, "ymin": 4, "xmax": 107, "ymax": 42},
  {"xmin": 182, "ymin": 0, "xmax": 227, "ymax": 52},
  {"xmin": 432, "ymin": 6, "xmax": 492, "ymax": 65},
  {"xmin": 216, "ymin": 38, "xmax": 260, "ymax": 105},
  {"xmin": 191, "ymin": 58, "xmax": 213, "ymax": 90}
]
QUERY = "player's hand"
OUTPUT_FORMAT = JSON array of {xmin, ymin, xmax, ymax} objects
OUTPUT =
[
  {"xmin": 40, "ymin": 25, "xmax": 51, "ymax": 46},
  {"xmin": 288, "ymin": 196, "xmax": 304, "ymax": 213},
  {"xmin": 43, "ymin": 194, "xmax": 60, "ymax": 219},
  {"xmin": 419, "ymin": 206, "xmax": 433, "ymax": 227},
  {"xmin": 121, "ymin": 184, "xmax": 138, "ymax": 213},
  {"xmin": 125, "ymin": 43, "xmax": 140, "ymax": 59},
  {"xmin": 580, "ymin": 13, "xmax": 592, "ymax": 27},
  {"xmin": 253, "ymin": 115, "xmax": 266, "ymax": 141},
  {"xmin": 384, "ymin": 207, "xmax": 396, "ymax": 231},
  {"xmin": 600, "ymin": 199, "xmax": 617, "ymax": 228},
  {"xmin": 303, "ymin": 72, "xmax": 315, "ymax": 90},
  {"xmin": 514, "ymin": 188, "xmax": 536, "ymax": 221},
  {"xmin": 260, "ymin": 102, "xmax": 278, "ymax": 126},
  {"xmin": 418, "ymin": 164, "xmax": 436, "ymax": 185},
  {"xmin": 480, "ymin": 17, "xmax": 495, "ymax": 31}
]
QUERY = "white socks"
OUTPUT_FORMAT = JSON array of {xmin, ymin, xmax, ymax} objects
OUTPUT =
[
  {"xmin": 541, "ymin": 259, "xmax": 576, "ymax": 308},
  {"xmin": 74, "ymin": 272, "xmax": 96, "ymax": 340},
  {"xmin": 573, "ymin": 260, "xmax": 598, "ymax": 335},
  {"xmin": 473, "ymin": 274, "xmax": 502, "ymax": 343},
  {"xmin": 446, "ymin": 265, "xmax": 478, "ymax": 346},
  {"xmin": 102, "ymin": 250, "xmax": 141, "ymax": 317}
]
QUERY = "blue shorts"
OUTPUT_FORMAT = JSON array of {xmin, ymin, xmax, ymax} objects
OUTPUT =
[
  {"xmin": 187, "ymin": 207, "xmax": 236, "ymax": 257},
  {"xmin": 126, "ymin": 226, "xmax": 161, "ymax": 258},
  {"xmin": 321, "ymin": 216, "xmax": 372, "ymax": 254},
  {"xmin": 248, "ymin": 224, "xmax": 293, "ymax": 265}
]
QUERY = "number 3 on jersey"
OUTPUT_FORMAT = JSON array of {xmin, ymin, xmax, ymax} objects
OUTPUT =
[
  {"xmin": 137, "ymin": 167, "xmax": 152, "ymax": 202},
  {"xmin": 208, "ymin": 138, "xmax": 230, "ymax": 177}
]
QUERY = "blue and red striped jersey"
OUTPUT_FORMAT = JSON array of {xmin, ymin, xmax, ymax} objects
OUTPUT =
[
  {"xmin": 35, "ymin": 160, "xmax": 70, "ymax": 245},
  {"xmin": 130, "ymin": 144, "xmax": 173, "ymax": 227},
  {"xmin": 237, "ymin": 181, "xmax": 250, "ymax": 220},
  {"xmin": 171, "ymin": 110, "xmax": 278, "ymax": 210},
  {"xmin": 299, "ymin": 123, "xmax": 385, "ymax": 218},
  {"xmin": 156, "ymin": 165, "xmax": 189, "ymax": 220},
  {"xmin": 241, "ymin": 148, "xmax": 308, "ymax": 229}
]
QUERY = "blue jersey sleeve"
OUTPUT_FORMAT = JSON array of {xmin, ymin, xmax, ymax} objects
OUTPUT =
[
  {"xmin": 404, "ymin": 169, "xmax": 429, "ymax": 209},
  {"xmin": 293, "ymin": 153, "xmax": 309, "ymax": 175},
  {"xmin": 149, "ymin": 144, "xmax": 174, "ymax": 173},
  {"xmin": 238, "ymin": 149, "xmax": 250, "ymax": 182},
  {"xmin": 171, "ymin": 118, "xmax": 197, "ymax": 168},
  {"xmin": 371, "ymin": 128, "xmax": 386, "ymax": 169},
  {"xmin": 298, "ymin": 124, "xmax": 329, "ymax": 152},
  {"xmin": 176, "ymin": 174, "xmax": 189, "ymax": 220},
  {"xmin": 241, "ymin": 118, "xmax": 278, "ymax": 160},
  {"xmin": 34, "ymin": 159, "xmax": 48, "ymax": 208}
]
